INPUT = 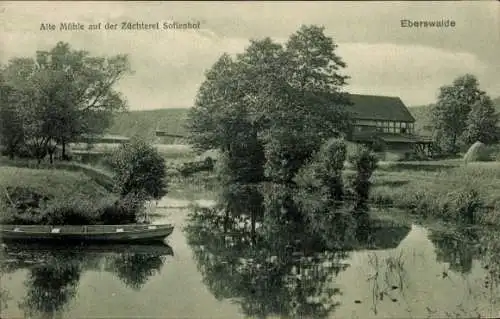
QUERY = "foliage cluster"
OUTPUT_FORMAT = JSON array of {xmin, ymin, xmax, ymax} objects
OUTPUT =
[
  {"xmin": 186, "ymin": 25, "xmax": 353, "ymax": 186},
  {"xmin": 0, "ymin": 182, "xmax": 143, "ymax": 226},
  {"xmin": 107, "ymin": 138, "xmax": 168, "ymax": 201},
  {"xmin": 0, "ymin": 145, "xmax": 166, "ymax": 225},
  {"xmin": 430, "ymin": 74, "xmax": 499, "ymax": 155},
  {"xmin": 0, "ymin": 42, "xmax": 131, "ymax": 163},
  {"xmin": 186, "ymin": 25, "xmax": 384, "ymax": 237}
]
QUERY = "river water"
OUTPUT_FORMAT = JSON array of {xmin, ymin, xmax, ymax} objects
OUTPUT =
[{"xmin": 1, "ymin": 198, "xmax": 499, "ymax": 319}]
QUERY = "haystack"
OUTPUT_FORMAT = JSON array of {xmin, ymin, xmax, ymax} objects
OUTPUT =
[{"xmin": 463, "ymin": 141, "xmax": 489, "ymax": 163}]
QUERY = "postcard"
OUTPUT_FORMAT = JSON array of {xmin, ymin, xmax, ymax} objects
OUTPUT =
[{"xmin": 1, "ymin": 1, "xmax": 499, "ymax": 318}]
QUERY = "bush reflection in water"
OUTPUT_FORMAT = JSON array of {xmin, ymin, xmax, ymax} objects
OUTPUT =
[
  {"xmin": 185, "ymin": 183, "xmax": 412, "ymax": 318},
  {"xmin": 0, "ymin": 244, "xmax": 172, "ymax": 317},
  {"xmin": 185, "ymin": 183, "xmax": 500, "ymax": 318}
]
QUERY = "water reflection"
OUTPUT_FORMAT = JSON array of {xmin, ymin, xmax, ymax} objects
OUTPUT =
[
  {"xmin": 430, "ymin": 228, "xmax": 480, "ymax": 275},
  {"xmin": 20, "ymin": 251, "xmax": 83, "ymax": 318},
  {"xmin": 0, "ymin": 243, "xmax": 173, "ymax": 317},
  {"xmin": 429, "ymin": 226, "xmax": 500, "ymax": 309},
  {"xmin": 104, "ymin": 252, "xmax": 167, "ymax": 291},
  {"xmin": 1, "ymin": 189, "xmax": 499, "ymax": 318},
  {"xmin": 185, "ymin": 183, "xmax": 413, "ymax": 318}
]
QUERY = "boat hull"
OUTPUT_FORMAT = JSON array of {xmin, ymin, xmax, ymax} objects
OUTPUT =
[{"xmin": 0, "ymin": 224, "xmax": 174, "ymax": 244}]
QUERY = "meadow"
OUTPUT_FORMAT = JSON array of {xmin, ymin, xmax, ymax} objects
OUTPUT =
[
  {"xmin": 369, "ymin": 161, "xmax": 500, "ymax": 225},
  {"xmin": 159, "ymin": 148, "xmax": 500, "ymax": 227},
  {"xmin": 2, "ymin": 142, "xmax": 499, "ymax": 227},
  {"xmin": 107, "ymin": 108, "xmax": 190, "ymax": 142},
  {"xmin": 102, "ymin": 104, "xmax": 500, "ymax": 226}
]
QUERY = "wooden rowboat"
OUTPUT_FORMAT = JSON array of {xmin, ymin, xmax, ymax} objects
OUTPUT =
[{"xmin": 0, "ymin": 223, "xmax": 174, "ymax": 243}]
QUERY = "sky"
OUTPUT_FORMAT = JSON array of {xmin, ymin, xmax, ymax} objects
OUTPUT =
[{"xmin": 1, "ymin": 1, "xmax": 499, "ymax": 110}]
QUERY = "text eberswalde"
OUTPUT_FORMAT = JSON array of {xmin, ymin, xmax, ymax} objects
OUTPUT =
[{"xmin": 400, "ymin": 19, "xmax": 456, "ymax": 28}]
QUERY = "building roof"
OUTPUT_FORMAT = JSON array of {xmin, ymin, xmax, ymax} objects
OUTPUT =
[{"xmin": 347, "ymin": 94, "xmax": 416, "ymax": 122}]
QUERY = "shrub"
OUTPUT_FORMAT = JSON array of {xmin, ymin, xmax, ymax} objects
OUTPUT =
[
  {"xmin": 370, "ymin": 139, "xmax": 386, "ymax": 152},
  {"xmin": 294, "ymin": 138, "xmax": 347, "ymax": 201},
  {"xmin": 41, "ymin": 197, "xmax": 102, "ymax": 225},
  {"xmin": 346, "ymin": 145, "xmax": 379, "ymax": 207},
  {"xmin": 445, "ymin": 188, "xmax": 482, "ymax": 224},
  {"xmin": 98, "ymin": 193, "xmax": 142, "ymax": 224},
  {"xmin": 1, "ymin": 193, "xmax": 142, "ymax": 225},
  {"xmin": 108, "ymin": 138, "xmax": 168, "ymax": 200}
]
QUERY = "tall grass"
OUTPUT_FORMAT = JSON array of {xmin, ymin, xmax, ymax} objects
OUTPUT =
[
  {"xmin": 368, "ymin": 163, "xmax": 500, "ymax": 225},
  {"xmin": 0, "ymin": 157, "xmax": 143, "ymax": 225}
]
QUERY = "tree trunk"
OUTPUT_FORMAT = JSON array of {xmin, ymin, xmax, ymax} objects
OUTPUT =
[
  {"xmin": 223, "ymin": 208, "xmax": 230, "ymax": 233},
  {"xmin": 62, "ymin": 139, "xmax": 68, "ymax": 160},
  {"xmin": 251, "ymin": 212, "xmax": 256, "ymax": 245},
  {"xmin": 451, "ymin": 133, "xmax": 458, "ymax": 155}
]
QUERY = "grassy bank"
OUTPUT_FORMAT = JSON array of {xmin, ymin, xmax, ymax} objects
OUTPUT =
[
  {"xmin": 368, "ymin": 161, "xmax": 500, "ymax": 225},
  {"xmin": 0, "ymin": 166, "xmax": 110, "ymax": 200},
  {"xmin": 0, "ymin": 158, "xmax": 141, "ymax": 225},
  {"xmin": 173, "ymin": 159, "xmax": 500, "ymax": 226},
  {"xmin": 0, "ymin": 157, "xmax": 115, "ymax": 191}
]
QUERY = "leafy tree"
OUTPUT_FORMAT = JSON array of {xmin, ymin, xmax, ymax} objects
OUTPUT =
[
  {"xmin": 462, "ymin": 95, "xmax": 499, "ymax": 145},
  {"xmin": 294, "ymin": 138, "xmax": 347, "ymax": 201},
  {"xmin": 430, "ymin": 74, "xmax": 494, "ymax": 154},
  {"xmin": 262, "ymin": 26, "xmax": 351, "ymax": 183},
  {"xmin": 0, "ymin": 42, "xmax": 130, "ymax": 161},
  {"xmin": 187, "ymin": 25, "xmax": 351, "ymax": 185},
  {"xmin": 186, "ymin": 40, "xmax": 281, "ymax": 183},
  {"xmin": 347, "ymin": 145, "xmax": 378, "ymax": 211},
  {"xmin": 285, "ymin": 25, "xmax": 349, "ymax": 92},
  {"xmin": 0, "ymin": 59, "xmax": 40, "ymax": 159},
  {"xmin": 185, "ymin": 53, "xmax": 249, "ymax": 153},
  {"xmin": 0, "ymin": 74, "xmax": 25, "ymax": 159},
  {"xmin": 109, "ymin": 138, "xmax": 167, "ymax": 201}
]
